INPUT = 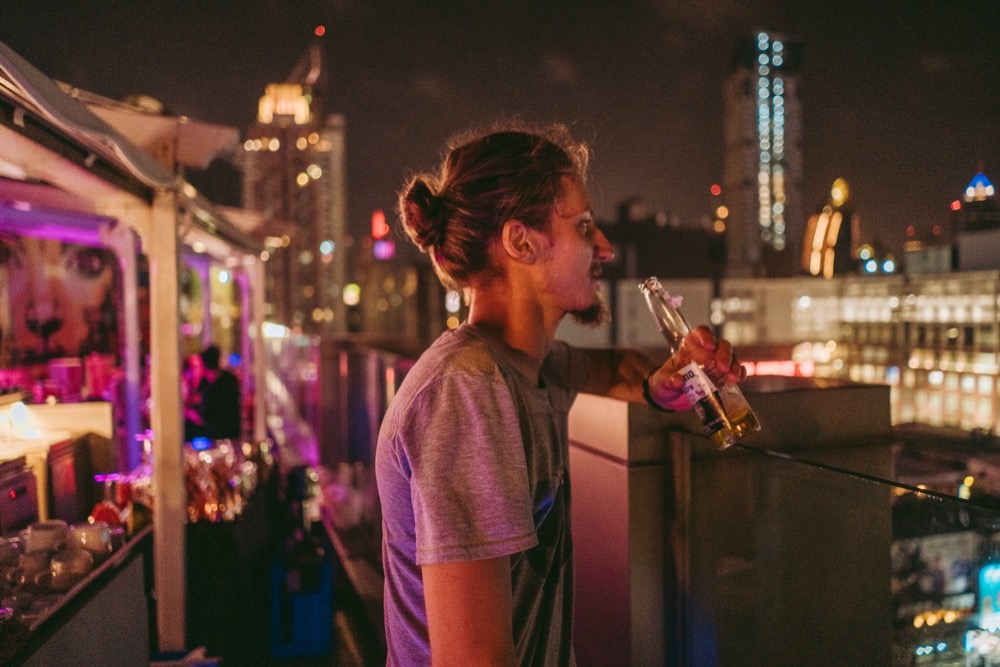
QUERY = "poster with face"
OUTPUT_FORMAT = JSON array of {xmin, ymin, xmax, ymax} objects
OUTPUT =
[{"xmin": 0, "ymin": 234, "xmax": 120, "ymax": 367}]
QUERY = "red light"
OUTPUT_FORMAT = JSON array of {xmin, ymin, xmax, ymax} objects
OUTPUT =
[
  {"xmin": 371, "ymin": 209, "xmax": 390, "ymax": 239},
  {"xmin": 8, "ymin": 490, "xmax": 15, "ymax": 500},
  {"xmin": 314, "ymin": 25, "xmax": 326, "ymax": 37},
  {"xmin": 950, "ymin": 200, "xmax": 961, "ymax": 211},
  {"xmin": 906, "ymin": 225, "xmax": 916, "ymax": 237},
  {"xmin": 742, "ymin": 359, "xmax": 815, "ymax": 378},
  {"xmin": 710, "ymin": 184, "xmax": 722, "ymax": 197},
  {"xmin": 932, "ymin": 225, "xmax": 942, "ymax": 236}
]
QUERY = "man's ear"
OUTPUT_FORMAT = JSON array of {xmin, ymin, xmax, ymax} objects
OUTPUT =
[{"xmin": 501, "ymin": 219, "xmax": 539, "ymax": 263}]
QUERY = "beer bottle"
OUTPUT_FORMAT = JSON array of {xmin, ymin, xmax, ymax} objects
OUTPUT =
[{"xmin": 639, "ymin": 276, "xmax": 760, "ymax": 448}]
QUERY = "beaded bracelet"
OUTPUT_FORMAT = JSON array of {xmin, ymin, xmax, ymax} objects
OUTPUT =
[{"xmin": 642, "ymin": 372, "xmax": 674, "ymax": 413}]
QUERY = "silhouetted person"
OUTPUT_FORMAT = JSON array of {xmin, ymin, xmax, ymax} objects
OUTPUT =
[{"xmin": 200, "ymin": 344, "xmax": 241, "ymax": 441}]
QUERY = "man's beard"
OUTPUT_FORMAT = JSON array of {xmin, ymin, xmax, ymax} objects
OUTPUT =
[{"xmin": 568, "ymin": 290, "xmax": 610, "ymax": 327}]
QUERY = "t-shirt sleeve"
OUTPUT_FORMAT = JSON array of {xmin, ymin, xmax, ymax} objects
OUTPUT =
[{"xmin": 397, "ymin": 371, "xmax": 538, "ymax": 566}]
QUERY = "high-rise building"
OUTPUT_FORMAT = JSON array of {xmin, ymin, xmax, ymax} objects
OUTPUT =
[
  {"xmin": 953, "ymin": 170, "xmax": 999, "ymax": 272},
  {"xmin": 238, "ymin": 37, "xmax": 348, "ymax": 333},
  {"xmin": 723, "ymin": 31, "xmax": 804, "ymax": 277},
  {"xmin": 955, "ymin": 170, "xmax": 999, "ymax": 233}
]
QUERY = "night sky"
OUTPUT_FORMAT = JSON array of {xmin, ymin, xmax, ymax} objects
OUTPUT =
[{"xmin": 2, "ymin": 1, "xmax": 999, "ymax": 253}]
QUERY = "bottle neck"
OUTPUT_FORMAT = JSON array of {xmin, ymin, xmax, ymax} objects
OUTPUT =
[{"xmin": 640, "ymin": 282, "xmax": 689, "ymax": 355}]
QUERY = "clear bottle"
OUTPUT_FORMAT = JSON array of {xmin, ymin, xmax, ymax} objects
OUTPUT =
[{"xmin": 639, "ymin": 276, "xmax": 760, "ymax": 449}]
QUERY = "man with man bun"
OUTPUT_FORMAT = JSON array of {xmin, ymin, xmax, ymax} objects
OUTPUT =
[{"xmin": 375, "ymin": 122, "xmax": 744, "ymax": 666}]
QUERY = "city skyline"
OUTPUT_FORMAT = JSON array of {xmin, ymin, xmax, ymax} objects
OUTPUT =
[{"xmin": 1, "ymin": 1, "xmax": 998, "ymax": 256}]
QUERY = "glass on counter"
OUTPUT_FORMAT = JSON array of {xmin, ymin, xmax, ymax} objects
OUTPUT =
[
  {"xmin": 91, "ymin": 468, "xmax": 152, "ymax": 537},
  {"xmin": 0, "ymin": 513, "xmax": 129, "ymax": 634}
]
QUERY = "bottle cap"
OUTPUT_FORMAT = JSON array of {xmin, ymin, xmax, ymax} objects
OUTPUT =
[{"xmin": 639, "ymin": 276, "xmax": 684, "ymax": 309}]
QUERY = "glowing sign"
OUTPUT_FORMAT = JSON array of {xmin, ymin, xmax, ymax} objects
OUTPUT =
[
  {"xmin": 979, "ymin": 564, "xmax": 1000, "ymax": 631},
  {"xmin": 742, "ymin": 359, "xmax": 816, "ymax": 378}
]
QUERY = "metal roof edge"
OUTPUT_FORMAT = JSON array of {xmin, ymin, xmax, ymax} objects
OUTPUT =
[
  {"xmin": 0, "ymin": 42, "xmax": 261, "ymax": 258},
  {"xmin": 0, "ymin": 40, "xmax": 180, "ymax": 193}
]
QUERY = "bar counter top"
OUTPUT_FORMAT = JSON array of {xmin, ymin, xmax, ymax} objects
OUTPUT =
[{"xmin": 2, "ymin": 524, "xmax": 153, "ymax": 666}]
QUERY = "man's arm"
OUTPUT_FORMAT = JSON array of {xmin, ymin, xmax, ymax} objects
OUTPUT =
[
  {"xmin": 579, "ymin": 326, "xmax": 744, "ymax": 411},
  {"xmin": 422, "ymin": 556, "xmax": 517, "ymax": 666}
]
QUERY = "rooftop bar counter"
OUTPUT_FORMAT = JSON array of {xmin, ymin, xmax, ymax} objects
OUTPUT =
[{"xmin": 2, "ymin": 525, "xmax": 152, "ymax": 666}]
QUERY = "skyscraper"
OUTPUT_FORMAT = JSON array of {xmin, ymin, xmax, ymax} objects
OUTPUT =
[
  {"xmin": 723, "ymin": 31, "xmax": 804, "ymax": 277},
  {"xmin": 239, "ymin": 37, "xmax": 348, "ymax": 333},
  {"xmin": 956, "ymin": 170, "xmax": 999, "ymax": 233},
  {"xmin": 954, "ymin": 169, "xmax": 1000, "ymax": 272}
]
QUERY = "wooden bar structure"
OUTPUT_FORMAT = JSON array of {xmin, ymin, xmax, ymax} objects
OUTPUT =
[{"xmin": 0, "ymin": 41, "xmax": 266, "ymax": 653}]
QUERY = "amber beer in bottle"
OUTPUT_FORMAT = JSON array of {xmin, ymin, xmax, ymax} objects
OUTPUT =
[{"xmin": 639, "ymin": 277, "xmax": 760, "ymax": 448}]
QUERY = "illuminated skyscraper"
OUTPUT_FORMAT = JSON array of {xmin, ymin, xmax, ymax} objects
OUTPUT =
[
  {"xmin": 239, "ymin": 36, "xmax": 348, "ymax": 333},
  {"xmin": 723, "ymin": 31, "xmax": 804, "ymax": 277},
  {"xmin": 954, "ymin": 169, "xmax": 1000, "ymax": 272},
  {"xmin": 956, "ymin": 170, "xmax": 999, "ymax": 233}
]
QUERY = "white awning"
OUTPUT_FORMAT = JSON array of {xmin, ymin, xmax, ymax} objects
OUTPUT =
[{"xmin": 83, "ymin": 96, "xmax": 239, "ymax": 172}]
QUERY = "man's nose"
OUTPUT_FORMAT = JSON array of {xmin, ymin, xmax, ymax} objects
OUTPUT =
[{"xmin": 593, "ymin": 227, "xmax": 614, "ymax": 263}]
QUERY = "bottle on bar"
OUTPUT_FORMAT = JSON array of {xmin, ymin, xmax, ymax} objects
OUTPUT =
[{"xmin": 638, "ymin": 276, "xmax": 760, "ymax": 449}]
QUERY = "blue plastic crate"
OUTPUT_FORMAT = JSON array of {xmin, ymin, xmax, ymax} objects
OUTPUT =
[{"xmin": 269, "ymin": 559, "xmax": 333, "ymax": 659}]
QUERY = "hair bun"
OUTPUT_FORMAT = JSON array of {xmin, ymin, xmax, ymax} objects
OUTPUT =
[{"xmin": 400, "ymin": 177, "xmax": 447, "ymax": 251}]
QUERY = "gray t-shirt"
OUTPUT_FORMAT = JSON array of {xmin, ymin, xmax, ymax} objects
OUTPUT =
[{"xmin": 376, "ymin": 323, "xmax": 590, "ymax": 666}]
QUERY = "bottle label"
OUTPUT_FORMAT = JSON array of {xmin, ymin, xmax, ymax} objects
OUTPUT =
[
  {"xmin": 679, "ymin": 362, "xmax": 716, "ymax": 403},
  {"xmin": 678, "ymin": 362, "xmax": 728, "ymax": 433}
]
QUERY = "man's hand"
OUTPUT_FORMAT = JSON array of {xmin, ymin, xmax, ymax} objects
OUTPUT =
[{"xmin": 645, "ymin": 326, "xmax": 746, "ymax": 411}]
